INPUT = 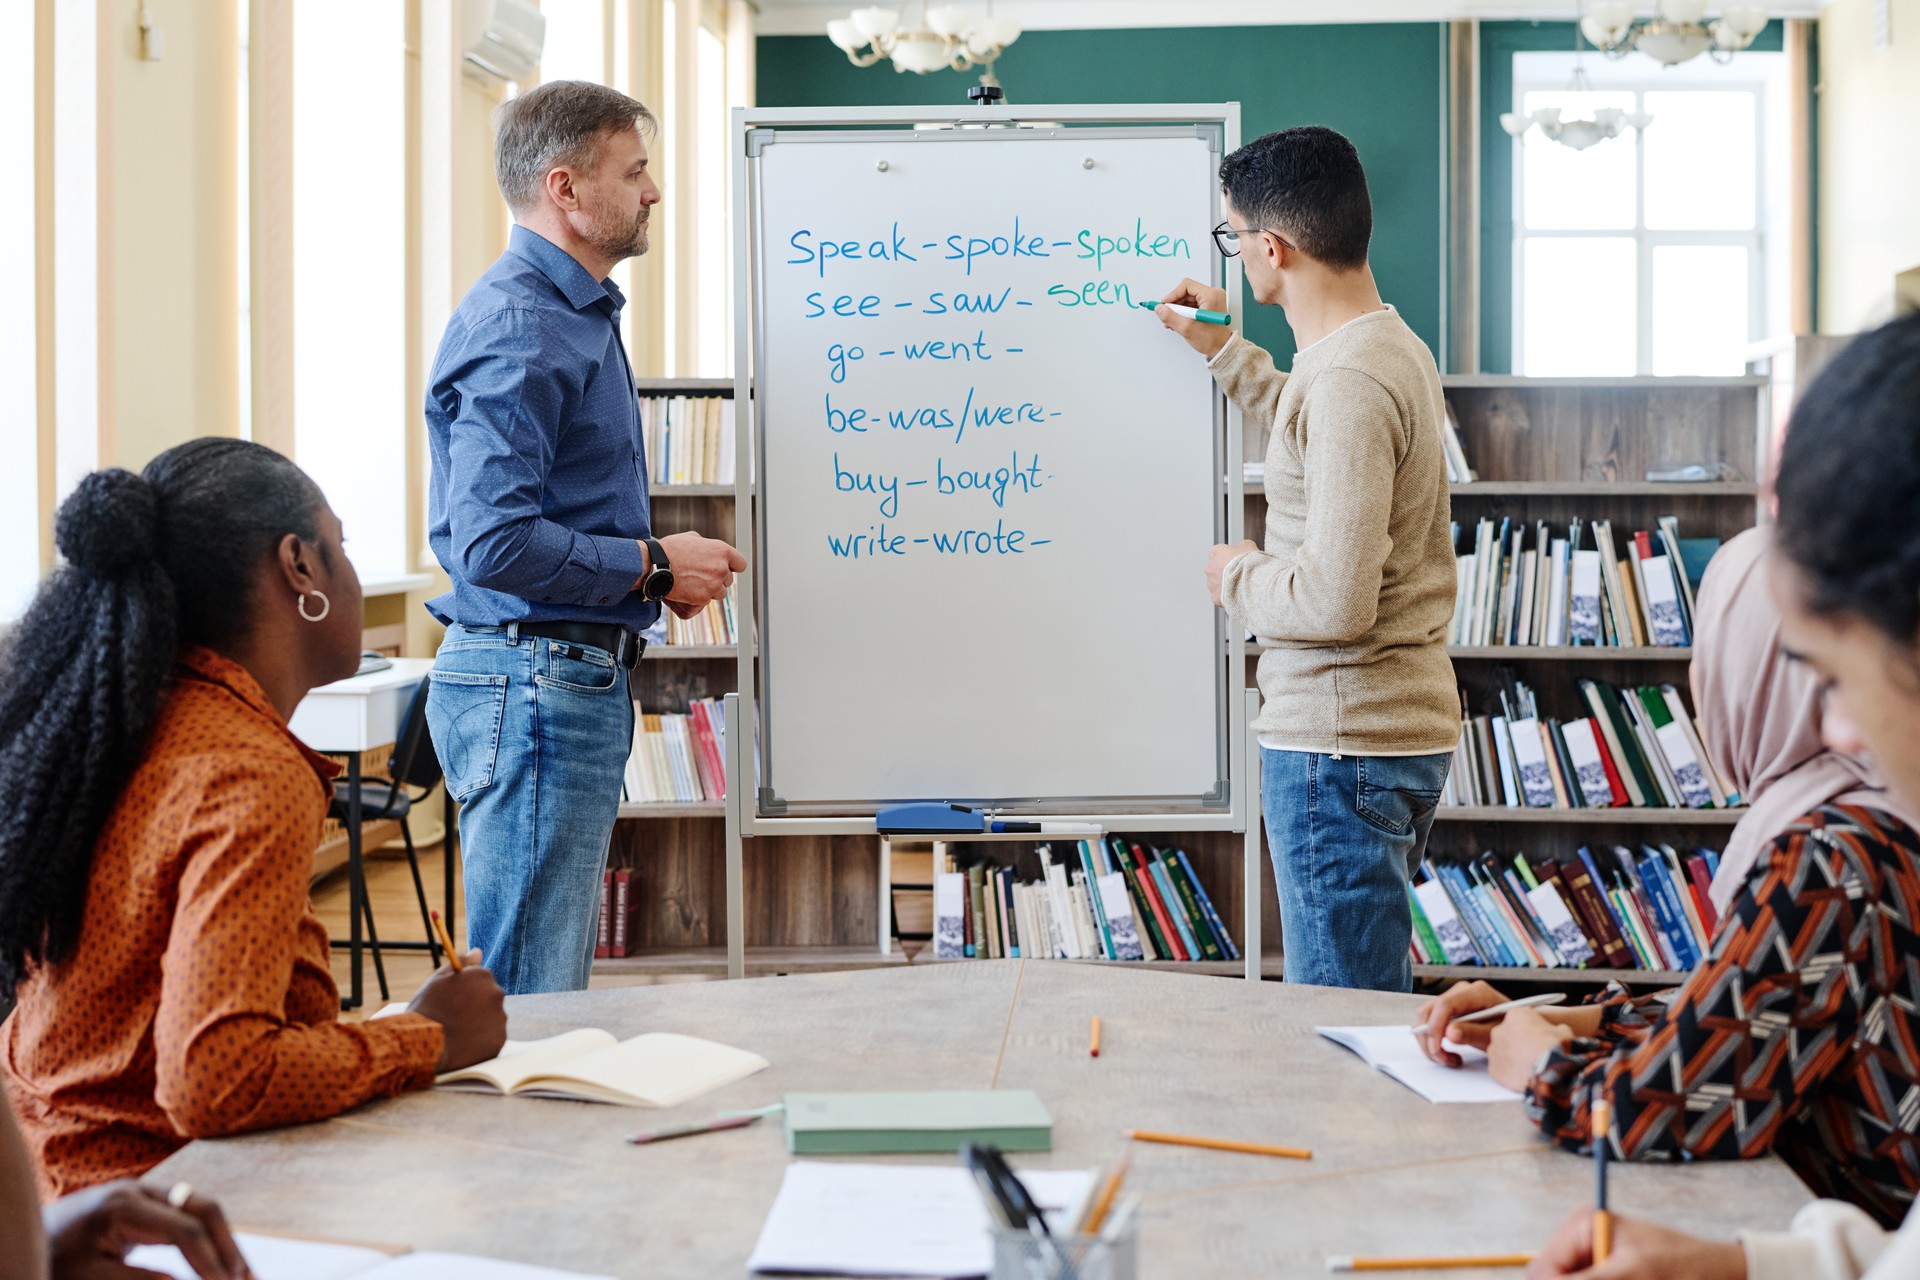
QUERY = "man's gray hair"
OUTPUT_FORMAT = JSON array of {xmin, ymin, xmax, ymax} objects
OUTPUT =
[{"xmin": 495, "ymin": 80, "xmax": 657, "ymax": 213}]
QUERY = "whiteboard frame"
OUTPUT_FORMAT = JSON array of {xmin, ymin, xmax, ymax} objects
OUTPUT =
[{"xmin": 724, "ymin": 105, "xmax": 1252, "ymax": 977}]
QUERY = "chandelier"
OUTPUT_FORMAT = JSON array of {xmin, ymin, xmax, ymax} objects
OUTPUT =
[
  {"xmin": 826, "ymin": 6, "xmax": 1022, "ymax": 85},
  {"xmin": 1500, "ymin": 65, "xmax": 1653, "ymax": 151},
  {"xmin": 1581, "ymin": 1, "xmax": 1772, "ymax": 66}
]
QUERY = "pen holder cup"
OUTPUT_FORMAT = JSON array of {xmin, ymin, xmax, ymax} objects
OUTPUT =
[{"xmin": 988, "ymin": 1223, "xmax": 1137, "ymax": 1280}]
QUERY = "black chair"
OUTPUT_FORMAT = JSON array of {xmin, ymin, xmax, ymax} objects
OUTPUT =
[{"xmin": 329, "ymin": 677, "xmax": 454, "ymax": 1001}]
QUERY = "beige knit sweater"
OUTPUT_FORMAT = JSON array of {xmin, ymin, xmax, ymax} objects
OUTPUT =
[{"xmin": 1215, "ymin": 306, "xmax": 1458, "ymax": 755}]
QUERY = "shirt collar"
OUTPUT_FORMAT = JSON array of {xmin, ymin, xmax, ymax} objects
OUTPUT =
[
  {"xmin": 174, "ymin": 646, "xmax": 343, "ymax": 784},
  {"xmin": 508, "ymin": 223, "xmax": 620, "ymax": 314}
]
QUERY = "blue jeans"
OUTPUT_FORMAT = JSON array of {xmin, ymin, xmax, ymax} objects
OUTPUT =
[
  {"xmin": 1261, "ymin": 748, "xmax": 1451, "ymax": 992},
  {"xmin": 426, "ymin": 624, "xmax": 634, "ymax": 994}
]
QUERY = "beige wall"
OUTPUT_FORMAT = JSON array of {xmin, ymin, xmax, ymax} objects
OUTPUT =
[
  {"xmin": 103, "ymin": 0, "xmax": 241, "ymax": 470},
  {"xmin": 1817, "ymin": 0, "xmax": 1920, "ymax": 333}
]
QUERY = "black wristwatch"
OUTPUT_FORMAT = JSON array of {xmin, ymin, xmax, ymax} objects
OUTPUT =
[{"xmin": 639, "ymin": 537, "xmax": 675, "ymax": 602}]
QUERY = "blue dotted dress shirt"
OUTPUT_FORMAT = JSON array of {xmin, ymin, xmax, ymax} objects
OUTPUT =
[{"xmin": 425, "ymin": 224, "xmax": 658, "ymax": 630}]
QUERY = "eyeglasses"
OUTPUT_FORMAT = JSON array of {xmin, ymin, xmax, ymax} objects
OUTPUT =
[{"xmin": 1212, "ymin": 221, "xmax": 1294, "ymax": 259}]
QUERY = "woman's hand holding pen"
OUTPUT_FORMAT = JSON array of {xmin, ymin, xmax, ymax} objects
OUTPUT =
[
  {"xmin": 1413, "ymin": 981, "xmax": 1511, "ymax": 1064},
  {"xmin": 1527, "ymin": 1207, "xmax": 1747, "ymax": 1280}
]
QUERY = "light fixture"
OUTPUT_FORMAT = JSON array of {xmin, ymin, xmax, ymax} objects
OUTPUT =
[
  {"xmin": 1580, "ymin": 2, "xmax": 1772, "ymax": 66},
  {"xmin": 827, "ymin": 4, "xmax": 1022, "ymax": 94},
  {"xmin": 1502, "ymin": 63, "xmax": 1654, "ymax": 151}
]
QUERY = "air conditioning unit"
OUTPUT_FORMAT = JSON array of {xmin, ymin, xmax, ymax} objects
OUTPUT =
[{"xmin": 462, "ymin": 0, "xmax": 545, "ymax": 83}]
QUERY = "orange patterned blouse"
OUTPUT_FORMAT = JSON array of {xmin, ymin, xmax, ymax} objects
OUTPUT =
[{"xmin": 1, "ymin": 646, "xmax": 443, "ymax": 1198}]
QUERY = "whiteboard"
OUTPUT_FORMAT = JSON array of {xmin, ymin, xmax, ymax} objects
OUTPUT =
[{"xmin": 741, "ymin": 113, "xmax": 1239, "ymax": 815}]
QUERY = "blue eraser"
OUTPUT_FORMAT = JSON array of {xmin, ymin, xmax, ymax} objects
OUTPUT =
[{"xmin": 875, "ymin": 803, "xmax": 985, "ymax": 834}]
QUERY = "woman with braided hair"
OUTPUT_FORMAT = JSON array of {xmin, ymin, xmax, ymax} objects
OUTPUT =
[{"xmin": 0, "ymin": 439, "xmax": 505, "ymax": 1200}]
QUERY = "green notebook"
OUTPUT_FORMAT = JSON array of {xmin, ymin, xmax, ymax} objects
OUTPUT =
[{"xmin": 783, "ymin": 1090, "xmax": 1053, "ymax": 1154}]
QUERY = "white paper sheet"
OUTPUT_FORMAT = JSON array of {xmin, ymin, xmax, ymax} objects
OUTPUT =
[
  {"xmin": 1316, "ymin": 1025, "xmax": 1524, "ymax": 1104},
  {"xmin": 746, "ymin": 1162, "xmax": 1095, "ymax": 1277},
  {"xmin": 125, "ymin": 1233, "xmax": 615, "ymax": 1280}
]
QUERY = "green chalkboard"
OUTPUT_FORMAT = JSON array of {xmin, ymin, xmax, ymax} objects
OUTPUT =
[{"xmin": 757, "ymin": 24, "xmax": 1449, "ymax": 369}]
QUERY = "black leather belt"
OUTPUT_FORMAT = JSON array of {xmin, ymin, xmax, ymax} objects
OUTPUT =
[{"xmin": 518, "ymin": 621, "xmax": 645, "ymax": 669}]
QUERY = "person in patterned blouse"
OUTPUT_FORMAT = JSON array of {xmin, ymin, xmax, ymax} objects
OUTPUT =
[
  {"xmin": 1510, "ymin": 312, "xmax": 1920, "ymax": 1278},
  {"xmin": 1417, "ymin": 525, "xmax": 1920, "ymax": 1229},
  {"xmin": 0, "ymin": 442, "xmax": 509, "ymax": 1199}
]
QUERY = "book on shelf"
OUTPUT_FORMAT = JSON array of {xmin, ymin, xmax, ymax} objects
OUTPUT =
[
  {"xmin": 1408, "ymin": 843, "xmax": 1724, "ymax": 973},
  {"xmin": 1441, "ymin": 400, "xmax": 1477, "ymax": 484},
  {"xmin": 620, "ymin": 698, "xmax": 727, "ymax": 804},
  {"xmin": 641, "ymin": 394, "xmax": 736, "ymax": 486},
  {"xmin": 1447, "ymin": 514, "xmax": 1718, "ymax": 649},
  {"xmin": 595, "ymin": 869, "xmax": 646, "ymax": 957},
  {"xmin": 1442, "ymin": 673, "xmax": 1742, "ymax": 813},
  {"xmin": 931, "ymin": 838, "xmax": 1238, "ymax": 963}
]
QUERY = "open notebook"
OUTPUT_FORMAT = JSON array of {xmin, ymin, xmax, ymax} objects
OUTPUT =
[
  {"xmin": 127, "ymin": 1232, "xmax": 614, "ymax": 1280},
  {"xmin": 437, "ymin": 1029, "xmax": 769, "ymax": 1107},
  {"xmin": 1316, "ymin": 1025, "xmax": 1522, "ymax": 1104}
]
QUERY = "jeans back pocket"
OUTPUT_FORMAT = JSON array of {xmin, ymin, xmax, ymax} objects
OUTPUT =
[
  {"xmin": 1353, "ymin": 754, "xmax": 1450, "ymax": 836},
  {"xmin": 427, "ymin": 671, "xmax": 509, "ymax": 801}
]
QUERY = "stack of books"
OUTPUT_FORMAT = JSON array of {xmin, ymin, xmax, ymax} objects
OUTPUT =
[
  {"xmin": 934, "ymin": 838, "xmax": 1240, "ymax": 964},
  {"xmin": 621, "ymin": 699, "xmax": 726, "ymax": 804},
  {"xmin": 1410, "ymin": 844, "xmax": 1722, "ymax": 973},
  {"xmin": 1444, "ymin": 675, "xmax": 1741, "ymax": 811},
  {"xmin": 642, "ymin": 395, "xmax": 736, "ymax": 486},
  {"xmin": 1448, "ymin": 515, "xmax": 1717, "ymax": 648}
]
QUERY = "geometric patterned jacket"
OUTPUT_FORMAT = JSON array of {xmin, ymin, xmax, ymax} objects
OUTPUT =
[{"xmin": 1525, "ymin": 805, "xmax": 1920, "ymax": 1229}]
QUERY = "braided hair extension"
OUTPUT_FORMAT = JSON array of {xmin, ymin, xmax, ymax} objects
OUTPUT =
[
  {"xmin": 0, "ymin": 439, "xmax": 326, "ymax": 990},
  {"xmin": 1774, "ymin": 312, "xmax": 1920, "ymax": 659}
]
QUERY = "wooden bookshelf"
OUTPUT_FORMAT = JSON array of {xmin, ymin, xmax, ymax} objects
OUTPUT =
[
  {"xmin": 651, "ymin": 484, "xmax": 736, "ymax": 498},
  {"xmin": 1434, "ymin": 806, "xmax": 1742, "ymax": 825},
  {"xmin": 644, "ymin": 644, "xmax": 737, "ymax": 660},
  {"xmin": 1446, "ymin": 646, "xmax": 1691, "ymax": 661},
  {"xmin": 1415, "ymin": 964, "xmax": 1686, "ymax": 986}
]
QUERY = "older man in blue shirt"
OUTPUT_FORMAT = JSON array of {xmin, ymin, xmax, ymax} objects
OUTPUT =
[{"xmin": 425, "ymin": 81, "xmax": 746, "ymax": 993}]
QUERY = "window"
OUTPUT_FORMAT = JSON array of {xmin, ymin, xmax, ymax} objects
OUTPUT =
[
  {"xmin": 0, "ymin": 1, "xmax": 39, "ymax": 620},
  {"xmin": 696, "ymin": 18, "xmax": 730, "ymax": 376},
  {"xmin": 1511, "ymin": 51, "xmax": 1788, "ymax": 377},
  {"xmin": 290, "ymin": 1, "xmax": 408, "ymax": 580}
]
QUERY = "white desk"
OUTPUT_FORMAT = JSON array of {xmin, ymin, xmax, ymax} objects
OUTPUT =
[{"xmin": 292, "ymin": 659, "xmax": 444, "ymax": 1009}]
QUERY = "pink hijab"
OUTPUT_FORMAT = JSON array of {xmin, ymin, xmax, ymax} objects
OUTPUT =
[{"xmin": 1692, "ymin": 526, "xmax": 1920, "ymax": 912}]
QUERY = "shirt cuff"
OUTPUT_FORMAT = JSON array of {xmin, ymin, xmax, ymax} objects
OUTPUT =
[
  {"xmin": 586, "ymin": 532, "xmax": 650, "ymax": 604},
  {"xmin": 362, "ymin": 1012, "xmax": 446, "ymax": 1094},
  {"xmin": 1222, "ymin": 551, "xmax": 1255, "ymax": 581},
  {"xmin": 1207, "ymin": 333, "xmax": 1241, "ymax": 367}
]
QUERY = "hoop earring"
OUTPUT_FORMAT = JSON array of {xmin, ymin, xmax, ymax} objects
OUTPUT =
[{"xmin": 298, "ymin": 590, "xmax": 331, "ymax": 623}]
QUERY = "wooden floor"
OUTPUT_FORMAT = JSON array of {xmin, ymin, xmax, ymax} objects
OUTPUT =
[{"xmin": 313, "ymin": 839, "xmax": 718, "ymax": 1022}]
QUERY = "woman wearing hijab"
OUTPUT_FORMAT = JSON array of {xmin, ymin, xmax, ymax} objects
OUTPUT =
[{"xmin": 1415, "ymin": 524, "xmax": 1920, "ymax": 1229}]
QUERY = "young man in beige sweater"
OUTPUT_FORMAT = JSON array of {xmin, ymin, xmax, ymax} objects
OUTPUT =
[{"xmin": 1157, "ymin": 125, "xmax": 1457, "ymax": 992}]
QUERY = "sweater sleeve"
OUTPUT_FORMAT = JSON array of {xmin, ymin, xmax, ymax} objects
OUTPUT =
[
  {"xmin": 1742, "ymin": 1201, "xmax": 1898, "ymax": 1280},
  {"xmin": 1219, "ymin": 366, "xmax": 1401, "ymax": 644},
  {"xmin": 1522, "ymin": 826, "xmax": 1858, "ymax": 1161},
  {"xmin": 1207, "ymin": 335, "xmax": 1287, "ymax": 434},
  {"xmin": 152, "ymin": 760, "xmax": 443, "ymax": 1139}
]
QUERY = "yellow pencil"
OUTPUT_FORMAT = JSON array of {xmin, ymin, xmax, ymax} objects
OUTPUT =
[
  {"xmin": 1090, "ymin": 1016, "xmax": 1102, "ymax": 1058},
  {"xmin": 1325, "ymin": 1253, "xmax": 1535, "ymax": 1272},
  {"xmin": 430, "ymin": 910, "xmax": 464, "ymax": 971},
  {"xmin": 1080, "ymin": 1154, "xmax": 1130, "ymax": 1234},
  {"xmin": 1124, "ymin": 1128, "xmax": 1311, "ymax": 1160},
  {"xmin": 1592, "ymin": 1090, "xmax": 1613, "ymax": 1263}
]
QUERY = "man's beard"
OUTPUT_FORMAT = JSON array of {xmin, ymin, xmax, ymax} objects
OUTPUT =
[{"xmin": 591, "ymin": 207, "xmax": 650, "ymax": 262}]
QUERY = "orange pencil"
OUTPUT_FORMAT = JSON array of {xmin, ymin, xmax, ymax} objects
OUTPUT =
[
  {"xmin": 1079, "ymin": 1154, "xmax": 1130, "ymax": 1234},
  {"xmin": 1124, "ymin": 1128, "xmax": 1311, "ymax": 1160},
  {"xmin": 1592, "ymin": 1090, "xmax": 1613, "ymax": 1263},
  {"xmin": 1326, "ymin": 1253, "xmax": 1534, "ymax": 1272},
  {"xmin": 430, "ymin": 911, "xmax": 464, "ymax": 971},
  {"xmin": 1090, "ymin": 1016, "xmax": 1102, "ymax": 1058}
]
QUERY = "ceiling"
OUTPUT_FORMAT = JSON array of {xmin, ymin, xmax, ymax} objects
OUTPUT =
[{"xmin": 754, "ymin": 1, "xmax": 1830, "ymax": 37}]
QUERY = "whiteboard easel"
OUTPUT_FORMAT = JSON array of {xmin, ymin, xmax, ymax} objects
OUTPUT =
[{"xmin": 723, "ymin": 104, "xmax": 1261, "ymax": 981}]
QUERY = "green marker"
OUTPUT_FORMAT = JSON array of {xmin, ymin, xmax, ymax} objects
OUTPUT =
[{"xmin": 1140, "ymin": 300, "xmax": 1231, "ymax": 326}]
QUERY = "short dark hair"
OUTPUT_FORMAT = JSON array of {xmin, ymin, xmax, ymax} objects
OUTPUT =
[
  {"xmin": 494, "ymin": 80, "xmax": 657, "ymax": 213},
  {"xmin": 1774, "ymin": 311, "xmax": 1920, "ymax": 647},
  {"xmin": 1218, "ymin": 126, "xmax": 1372, "ymax": 271}
]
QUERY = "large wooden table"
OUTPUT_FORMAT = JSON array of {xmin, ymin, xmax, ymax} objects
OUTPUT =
[{"xmin": 150, "ymin": 964, "xmax": 1810, "ymax": 1278}]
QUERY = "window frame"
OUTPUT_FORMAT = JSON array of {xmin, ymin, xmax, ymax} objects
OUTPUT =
[{"xmin": 1509, "ymin": 53, "xmax": 1779, "ymax": 378}]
